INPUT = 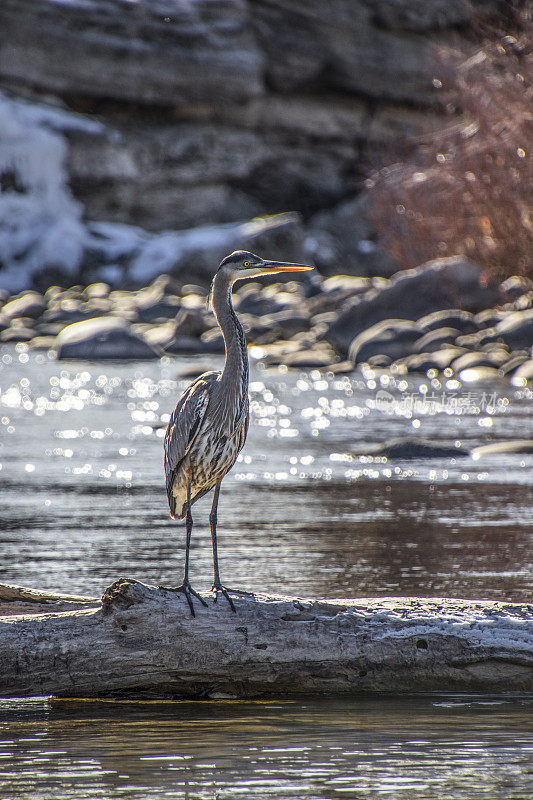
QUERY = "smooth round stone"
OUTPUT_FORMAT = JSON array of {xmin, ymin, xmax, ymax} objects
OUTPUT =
[
  {"xmin": 452, "ymin": 351, "xmax": 503, "ymax": 372},
  {"xmin": 0, "ymin": 326, "xmax": 36, "ymax": 342},
  {"xmin": 510, "ymin": 359, "xmax": 533, "ymax": 387},
  {"xmin": 82, "ymin": 282, "xmax": 110, "ymax": 299},
  {"xmin": 29, "ymin": 335, "xmax": 57, "ymax": 350},
  {"xmin": 349, "ymin": 319, "xmax": 420, "ymax": 365},
  {"xmin": 499, "ymin": 354, "xmax": 529, "ymax": 376},
  {"xmin": 475, "ymin": 309, "xmax": 508, "ymax": 328},
  {"xmin": 413, "ymin": 327, "xmax": 461, "ymax": 353},
  {"xmin": 357, "ymin": 437, "xmax": 469, "ymax": 459},
  {"xmin": 54, "ymin": 317, "xmax": 160, "ymax": 360},
  {"xmin": 283, "ymin": 349, "xmax": 338, "ymax": 369},
  {"xmin": 500, "ymin": 276, "xmax": 533, "ymax": 301},
  {"xmin": 173, "ymin": 307, "xmax": 210, "ymax": 338},
  {"xmin": 417, "ymin": 309, "xmax": 477, "ymax": 333},
  {"xmin": 494, "ymin": 309, "xmax": 533, "ymax": 350},
  {"xmin": 471, "ymin": 440, "xmax": 533, "ymax": 458},
  {"xmin": 394, "ymin": 347, "xmax": 464, "ymax": 373},
  {"xmin": 1, "ymin": 291, "xmax": 46, "ymax": 320},
  {"xmin": 458, "ymin": 366, "xmax": 503, "ymax": 382}
]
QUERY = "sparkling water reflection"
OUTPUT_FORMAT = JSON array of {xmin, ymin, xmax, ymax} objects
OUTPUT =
[
  {"xmin": 1, "ymin": 345, "xmax": 533, "ymax": 799},
  {"xmin": 0, "ymin": 696, "xmax": 532, "ymax": 800},
  {"xmin": 0, "ymin": 346, "xmax": 531, "ymax": 600}
]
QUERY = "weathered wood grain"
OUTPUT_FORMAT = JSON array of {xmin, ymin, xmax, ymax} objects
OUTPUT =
[{"xmin": 0, "ymin": 579, "xmax": 531, "ymax": 699}]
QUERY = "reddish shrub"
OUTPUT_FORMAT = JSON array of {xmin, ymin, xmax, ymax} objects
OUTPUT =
[{"xmin": 369, "ymin": 13, "xmax": 532, "ymax": 280}]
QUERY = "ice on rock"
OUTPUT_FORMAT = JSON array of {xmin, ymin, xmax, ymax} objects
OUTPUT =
[
  {"xmin": 0, "ymin": 92, "xmax": 303, "ymax": 292},
  {"xmin": 0, "ymin": 92, "xmax": 91, "ymax": 291}
]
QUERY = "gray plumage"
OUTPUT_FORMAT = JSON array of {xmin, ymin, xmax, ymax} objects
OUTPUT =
[
  {"xmin": 162, "ymin": 250, "xmax": 312, "ymax": 614},
  {"xmin": 164, "ymin": 259, "xmax": 250, "ymax": 519}
]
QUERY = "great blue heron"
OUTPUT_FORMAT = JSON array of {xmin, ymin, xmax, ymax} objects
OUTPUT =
[{"xmin": 163, "ymin": 250, "xmax": 313, "ymax": 614}]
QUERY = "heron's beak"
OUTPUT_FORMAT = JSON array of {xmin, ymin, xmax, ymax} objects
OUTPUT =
[{"xmin": 259, "ymin": 260, "xmax": 314, "ymax": 274}]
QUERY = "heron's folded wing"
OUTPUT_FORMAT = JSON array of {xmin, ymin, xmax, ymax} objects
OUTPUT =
[{"xmin": 164, "ymin": 373, "xmax": 217, "ymax": 508}]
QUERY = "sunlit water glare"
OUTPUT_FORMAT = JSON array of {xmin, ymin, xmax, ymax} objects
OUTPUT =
[{"xmin": 0, "ymin": 344, "xmax": 532, "ymax": 799}]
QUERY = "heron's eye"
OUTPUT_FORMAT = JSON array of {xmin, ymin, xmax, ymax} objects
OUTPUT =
[{"xmin": 243, "ymin": 261, "xmax": 250, "ymax": 268}]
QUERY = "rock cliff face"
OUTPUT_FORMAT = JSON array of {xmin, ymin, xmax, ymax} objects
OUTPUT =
[{"xmin": 0, "ymin": 0, "xmax": 500, "ymax": 286}]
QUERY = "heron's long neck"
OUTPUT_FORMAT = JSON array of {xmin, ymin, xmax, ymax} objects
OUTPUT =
[{"xmin": 211, "ymin": 272, "xmax": 249, "ymax": 427}]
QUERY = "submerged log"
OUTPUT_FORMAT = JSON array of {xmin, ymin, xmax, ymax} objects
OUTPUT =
[{"xmin": 0, "ymin": 579, "xmax": 531, "ymax": 699}]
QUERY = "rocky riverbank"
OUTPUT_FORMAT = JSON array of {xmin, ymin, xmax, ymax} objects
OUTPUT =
[
  {"xmin": 0, "ymin": 0, "xmax": 509, "ymax": 294},
  {"xmin": 1, "ymin": 0, "xmax": 531, "ymax": 383},
  {"xmin": 1, "ymin": 258, "xmax": 532, "ymax": 385}
]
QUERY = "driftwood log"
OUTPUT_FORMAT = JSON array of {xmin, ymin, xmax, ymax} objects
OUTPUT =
[{"xmin": 0, "ymin": 579, "xmax": 532, "ymax": 699}]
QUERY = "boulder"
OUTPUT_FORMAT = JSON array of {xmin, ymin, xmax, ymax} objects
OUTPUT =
[
  {"xmin": 327, "ymin": 258, "xmax": 501, "ymax": 356},
  {"xmin": 474, "ymin": 309, "xmax": 508, "ymax": 328},
  {"xmin": 0, "ymin": 325, "xmax": 36, "ymax": 342},
  {"xmin": 458, "ymin": 366, "xmax": 503, "ymax": 382},
  {"xmin": 348, "ymin": 319, "xmax": 420, "ymax": 365},
  {"xmin": 393, "ymin": 347, "xmax": 465, "ymax": 373},
  {"xmin": 510, "ymin": 359, "xmax": 533, "ymax": 386},
  {"xmin": 493, "ymin": 310, "xmax": 533, "ymax": 350},
  {"xmin": 265, "ymin": 310, "xmax": 311, "ymax": 339},
  {"xmin": 282, "ymin": 348, "xmax": 338, "ymax": 369},
  {"xmin": 1, "ymin": 291, "xmax": 45, "ymax": 320},
  {"xmin": 499, "ymin": 354, "xmax": 529, "ymax": 376},
  {"xmin": 133, "ymin": 286, "xmax": 181, "ymax": 323},
  {"xmin": 413, "ymin": 327, "xmax": 461, "ymax": 353},
  {"xmin": 54, "ymin": 317, "xmax": 160, "ymax": 360},
  {"xmin": 452, "ymin": 350, "xmax": 509, "ymax": 372},
  {"xmin": 173, "ymin": 308, "xmax": 211, "ymax": 339},
  {"xmin": 356, "ymin": 437, "xmax": 469, "ymax": 459},
  {"xmin": 500, "ymin": 276, "xmax": 533, "ymax": 303},
  {"xmin": 417, "ymin": 309, "xmax": 477, "ymax": 333},
  {"xmin": 471, "ymin": 440, "xmax": 533, "ymax": 458}
]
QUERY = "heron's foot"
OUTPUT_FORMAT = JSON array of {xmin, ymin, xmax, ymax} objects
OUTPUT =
[
  {"xmin": 210, "ymin": 584, "xmax": 255, "ymax": 611},
  {"xmin": 211, "ymin": 583, "xmax": 240, "ymax": 613},
  {"xmin": 159, "ymin": 582, "xmax": 208, "ymax": 617}
]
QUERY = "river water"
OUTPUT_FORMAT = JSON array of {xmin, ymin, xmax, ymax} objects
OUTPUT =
[{"xmin": 0, "ymin": 343, "xmax": 532, "ymax": 799}]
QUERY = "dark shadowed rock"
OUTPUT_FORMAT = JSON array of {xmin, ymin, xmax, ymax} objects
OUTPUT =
[
  {"xmin": 413, "ymin": 327, "xmax": 461, "ymax": 353},
  {"xmin": 55, "ymin": 317, "xmax": 160, "ymax": 360},
  {"xmin": 173, "ymin": 308, "xmax": 211, "ymax": 339},
  {"xmin": 393, "ymin": 348, "xmax": 465, "ymax": 373},
  {"xmin": 493, "ymin": 310, "xmax": 533, "ymax": 350},
  {"xmin": 357, "ymin": 437, "xmax": 469, "ymax": 459},
  {"xmin": 348, "ymin": 319, "xmax": 420, "ymax": 365},
  {"xmin": 327, "ymin": 258, "xmax": 501, "ymax": 356},
  {"xmin": 474, "ymin": 309, "xmax": 508, "ymax": 328},
  {"xmin": 266, "ymin": 310, "xmax": 311, "ymax": 339},
  {"xmin": 499, "ymin": 354, "xmax": 529, "ymax": 376},
  {"xmin": 251, "ymin": 0, "xmax": 497, "ymax": 103},
  {"xmin": 500, "ymin": 276, "xmax": 533, "ymax": 303},
  {"xmin": 417, "ymin": 309, "xmax": 478, "ymax": 333},
  {"xmin": 0, "ymin": 0, "xmax": 262, "ymax": 107},
  {"xmin": 133, "ymin": 285, "xmax": 181, "ymax": 323},
  {"xmin": 0, "ymin": 325, "xmax": 36, "ymax": 343},
  {"xmin": 1, "ymin": 292, "xmax": 45, "ymax": 320}
]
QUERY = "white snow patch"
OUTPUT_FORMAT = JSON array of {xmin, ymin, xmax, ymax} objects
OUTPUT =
[{"xmin": 0, "ymin": 92, "xmax": 88, "ymax": 292}]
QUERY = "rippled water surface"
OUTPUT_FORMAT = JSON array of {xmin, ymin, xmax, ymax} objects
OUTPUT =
[
  {"xmin": 1, "ymin": 695, "xmax": 532, "ymax": 800},
  {"xmin": 0, "ymin": 344, "xmax": 532, "ymax": 799}
]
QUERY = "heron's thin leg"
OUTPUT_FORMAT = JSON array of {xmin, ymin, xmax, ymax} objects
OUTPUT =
[
  {"xmin": 209, "ymin": 483, "xmax": 252, "ymax": 612},
  {"xmin": 210, "ymin": 482, "xmax": 223, "ymax": 587},
  {"xmin": 183, "ymin": 485, "xmax": 193, "ymax": 585},
  {"xmin": 159, "ymin": 484, "xmax": 207, "ymax": 616}
]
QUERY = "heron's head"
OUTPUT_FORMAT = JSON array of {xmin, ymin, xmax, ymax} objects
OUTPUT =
[{"xmin": 217, "ymin": 250, "xmax": 314, "ymax": 282}]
